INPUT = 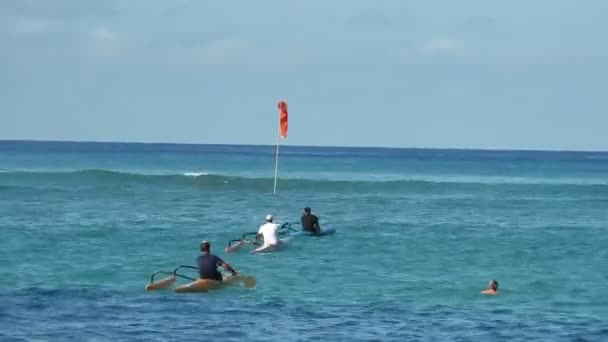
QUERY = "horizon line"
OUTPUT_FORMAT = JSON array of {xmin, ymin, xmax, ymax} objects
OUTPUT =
[{"xmin": 0, "ymin": 138, "xmax": 607, "ymax": 153}]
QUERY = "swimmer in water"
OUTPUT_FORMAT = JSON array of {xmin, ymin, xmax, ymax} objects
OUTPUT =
[{"xmin": 481, "ymin": 279, "xmax": 499, "ymax": 295}]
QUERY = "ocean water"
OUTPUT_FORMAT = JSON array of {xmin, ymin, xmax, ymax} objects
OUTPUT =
[{"xmin": 1, "ymin": 140, "xmax": 607, "ymax": 341}]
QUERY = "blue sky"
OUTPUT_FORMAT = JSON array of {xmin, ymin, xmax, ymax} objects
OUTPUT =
[{"xmin": 1, "ymin": 0, "xmax": 607, "ymax": 150}]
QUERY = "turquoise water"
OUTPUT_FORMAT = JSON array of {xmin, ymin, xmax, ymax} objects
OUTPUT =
[{"xmin": 1, "ymin": 141, "xmax": 607, "ymax": 341}]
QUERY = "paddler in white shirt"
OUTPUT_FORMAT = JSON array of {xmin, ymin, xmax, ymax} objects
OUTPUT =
[{"xmin": 256, "ymin": 214, "xmax": 282, "ymax": 251}]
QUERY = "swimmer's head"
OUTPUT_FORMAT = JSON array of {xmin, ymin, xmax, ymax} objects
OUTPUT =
[
  {"xmin": 489, "ymin": 279, "xmax": 499, "ymax": 291},
  {"xmin": 200, "ymin": 240, "xmax": 210, "ymax": 252},
  {"xmin": 303, "ymin": 207, "xmax": 311, "ymax": 214}
]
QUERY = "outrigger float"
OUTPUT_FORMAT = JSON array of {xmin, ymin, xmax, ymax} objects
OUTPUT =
[{"xmin": 145, "ymin": 265, "xmax": 256, "ymax": 293}]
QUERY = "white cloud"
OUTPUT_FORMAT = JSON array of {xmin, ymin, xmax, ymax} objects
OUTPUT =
[
  {"xmin": 203, "ymin": 37, "xmax": 347, "ymax": 68},
  {"xmin": 195, "ymin": 38, "xmax": 249, "ymax": 65},
  {"xmin": 86, "ymin": 26, "xmax": 121, "ymax": 60},
  {"xmin": 91, "ymin": 27, "xmax": 117, "ymax": 42},
  {"xmin": 422, "ymin": 38, "xmax": 463, "ymax": 52},
  {"xmin": 133, "ymin": 39, "xmax": 312, "ymax": 69},
  {"xmin": 14, "ymin": 18, "xmax": 58, "ymax": 35}
]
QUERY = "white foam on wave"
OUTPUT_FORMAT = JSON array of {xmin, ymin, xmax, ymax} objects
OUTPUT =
[{"xmin": 183, "ymin": 172, "xmax": 208, "ymax": 177}]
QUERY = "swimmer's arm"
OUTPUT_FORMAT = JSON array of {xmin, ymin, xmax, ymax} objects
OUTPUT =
[{"xmin": 256, "ymin": 227, "xmax": 264, "ymax": 241}]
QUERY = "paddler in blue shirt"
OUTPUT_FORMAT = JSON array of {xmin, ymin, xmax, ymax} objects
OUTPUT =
[
  {"xmin": 197, "ymin": 240, "xmax": 237, "ymax": 281},
  {"xmin": 300, "ymin": 207, "xmax": 321, "ymax": 234}
]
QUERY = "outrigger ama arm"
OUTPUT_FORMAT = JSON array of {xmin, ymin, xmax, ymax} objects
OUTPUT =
[{"xmin": 144, "ymin": 265, "xmax": 198, "ymax": 291}]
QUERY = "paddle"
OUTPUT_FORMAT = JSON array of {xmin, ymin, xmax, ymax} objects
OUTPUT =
[
  {"xmin": 223, "ymin": 271, "xmax": 256, "ymax": 288},
  {"xmin": 239, "ymin": 274, "xmax": 257, "ymax": 288}
]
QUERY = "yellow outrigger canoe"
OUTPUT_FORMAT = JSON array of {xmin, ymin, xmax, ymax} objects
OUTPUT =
[{"xmin": 145, "ymin": 265, "xmax": 256, "ymax": 293}]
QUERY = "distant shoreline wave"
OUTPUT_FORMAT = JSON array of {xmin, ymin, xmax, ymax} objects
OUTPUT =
[{"xmin": 1, "ymin": 169, "xmax": 607, "ymax": 189}]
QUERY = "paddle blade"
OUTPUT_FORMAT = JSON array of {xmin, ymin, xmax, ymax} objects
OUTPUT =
[{"xmin": 241, "ymin": 275, "xmax": 257, "ymax": 288}]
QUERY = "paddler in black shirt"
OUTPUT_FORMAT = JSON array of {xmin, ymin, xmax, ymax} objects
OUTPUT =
[
  {"xmin": 300, "ymin": 207, "xmax": 321, "ymax": 234},
  {"xmin": 197, "ymin": 240, "xmax": 237, "ymax": 281}
]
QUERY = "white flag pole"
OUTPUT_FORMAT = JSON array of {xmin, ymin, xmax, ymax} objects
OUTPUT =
[{"xmin": 273, "ymin": 115, "xmax": 281, "ymax": 195}]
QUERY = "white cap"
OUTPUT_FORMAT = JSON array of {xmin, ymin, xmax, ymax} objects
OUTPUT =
[{"xmin": 265, "ymin": 214, "xmax": 273, "ymax": 221}]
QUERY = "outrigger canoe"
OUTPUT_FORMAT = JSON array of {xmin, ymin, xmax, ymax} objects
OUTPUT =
[
  {"xmin": 145, "ymin": 265, "xmax": 256, "ymax": 293},
  {"xmin": 224, "ymin": 223, "xmax": 295, "ymax": 253},
  {"xmin": 225, "ymin": 223, "xmax": 336, "ymax": 253},
  {"xmin": 289, "ymin": 226, "xmax": 336, "ymax": 237}
]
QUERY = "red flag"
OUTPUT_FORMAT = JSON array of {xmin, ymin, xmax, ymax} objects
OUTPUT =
[{"xmin": 277, "ymin": 100, "xmax": 288, "ymax": 138}]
